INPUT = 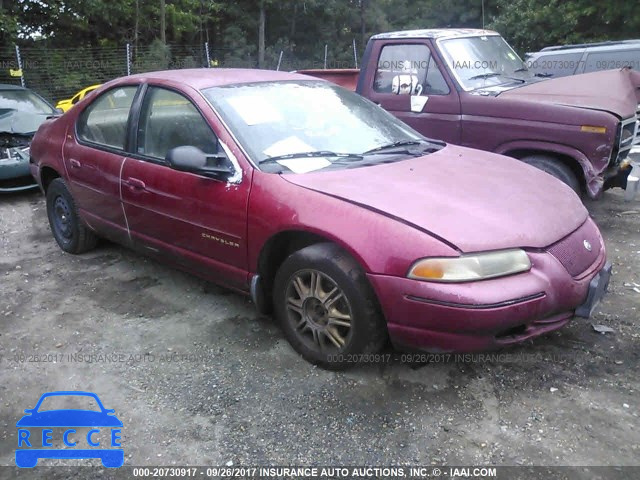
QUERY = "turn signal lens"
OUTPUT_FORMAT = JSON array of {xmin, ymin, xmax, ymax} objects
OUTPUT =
[{"xmin": 581, "ymin": 125, "xmax": 607, "ymax": 134}]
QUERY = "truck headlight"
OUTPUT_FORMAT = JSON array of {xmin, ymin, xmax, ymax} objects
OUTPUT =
[{"xmin": 407, "ymin": 249, "xmax": 531, "ymax": 282}]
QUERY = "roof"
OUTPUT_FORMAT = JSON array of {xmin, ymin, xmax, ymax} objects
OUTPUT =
[
  {"xmin": 0, "ymin": 83, "xmax": 27, "ymax": 91},
  {"xmin": 540, "ymin": 39, "xmax": 640, "ymax": 52},
  {"xmin": 370, "ymin": 29, "xmax": 499, "ymax": 41},
  {"xmin": 118, "ymin": 68, "xmax": 313, "ymax": 90}
]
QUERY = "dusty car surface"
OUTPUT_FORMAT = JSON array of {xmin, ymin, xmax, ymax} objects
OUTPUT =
[
  {"xmin": 0, "ymin": 84, "xmax": 57, "ymax": 192},
  {"xmin": 29, "ymin": 69, "xmax": 610, "ymax": 369}
]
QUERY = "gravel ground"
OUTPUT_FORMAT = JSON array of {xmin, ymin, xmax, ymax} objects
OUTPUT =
[{"xmin": 0, "ymin": 186, "xmax": 638, "ymax": 476}]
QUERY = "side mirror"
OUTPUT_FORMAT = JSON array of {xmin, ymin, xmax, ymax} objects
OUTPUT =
[
  {"xmin": 166, "ymin": 146, "xmax": 234, "ymax": 180},
  {"xmin": 55, "ymin": 108, "xmax": 64, "ymax": 114}
]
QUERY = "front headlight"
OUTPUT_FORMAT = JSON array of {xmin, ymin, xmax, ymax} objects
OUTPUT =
[{"xmin": 407, "ymin": 249, "xmax": 531, "ymax": 282}]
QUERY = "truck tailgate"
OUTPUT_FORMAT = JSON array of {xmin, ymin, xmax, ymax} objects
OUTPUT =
[{"xmin": 296, "ymin": 69, "xmax": 360, "ymax": 91}]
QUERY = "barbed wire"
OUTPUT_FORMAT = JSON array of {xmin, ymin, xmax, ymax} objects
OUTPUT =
[{"xmin": 0, "ymin": 43, "xmax": 357, "ymax": 104}]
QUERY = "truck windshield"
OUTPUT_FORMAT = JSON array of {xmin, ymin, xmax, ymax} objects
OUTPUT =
[
  {"xmin": 439, "ymin": 35, "xmax": 533, "ymax": 91},
  {"xmin": 203, "ymin": 81, "xmax": 435, "ymax": 173}
]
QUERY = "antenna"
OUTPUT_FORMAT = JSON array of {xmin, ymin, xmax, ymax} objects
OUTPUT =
[{"xmin": 482, "ymin": 0, "xmax": 485, "ymax": 29}]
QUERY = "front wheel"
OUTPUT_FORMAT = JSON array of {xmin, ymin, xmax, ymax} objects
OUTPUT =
[
  {"xmin": 46, "ymin": 178, "xmax": 97, "ymax": 254},
  {"xmin": 273, "ymin": 243, "xmax": 387, "ymax": 370}
]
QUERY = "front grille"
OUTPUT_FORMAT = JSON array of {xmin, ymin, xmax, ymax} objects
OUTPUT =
[
  {"xmin": 547, "ymin": 218, "xmax": 602, "ymax": 277},
  {"xmin": 613, "ymin": 116, "xmax": 639, "ymax": 164}
]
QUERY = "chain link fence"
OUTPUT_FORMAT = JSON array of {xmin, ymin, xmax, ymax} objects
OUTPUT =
[{"xmin": 1, "ymin": 42, "xmax": 359, "ymax": 106}]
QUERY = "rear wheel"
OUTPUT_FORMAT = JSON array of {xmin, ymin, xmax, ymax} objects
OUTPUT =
[
  {"xmin": 521, "ymin": 154, "xmax": 581, "ymax": 195},
  {"xmin": 46, "ymin": 178, "xmax": 97, "ymax": 253},
  {"xmin": 273, "ymin": 243, "xmax": 387, "ymax": 370}
]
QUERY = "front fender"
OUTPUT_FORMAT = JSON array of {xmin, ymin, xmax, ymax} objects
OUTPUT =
[{"xmin": 496, "ymin": 140, "xmax": 604, "ymax": 198}]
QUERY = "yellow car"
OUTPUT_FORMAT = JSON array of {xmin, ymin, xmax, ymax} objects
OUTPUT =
[{"xmin": 55, "ymin": 84, "xmax": 101, "ymax": 112}]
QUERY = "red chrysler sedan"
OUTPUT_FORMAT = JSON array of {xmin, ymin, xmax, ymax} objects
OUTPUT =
[{"xmin": 29, "ymin": 69, "xmax": 610, "ymax": 369}]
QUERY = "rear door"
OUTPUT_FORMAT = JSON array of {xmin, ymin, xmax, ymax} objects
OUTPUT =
[
  {"xmin": 65, "ymin": 85, "xmax": 139, "ymax": 241},
  {"xmin": 360, "ymin": 40, "xmax": 462, "ymax": 144},
  {"xmin": 120, "ymin": 85, "xmax": 251, "ymax": 289}
]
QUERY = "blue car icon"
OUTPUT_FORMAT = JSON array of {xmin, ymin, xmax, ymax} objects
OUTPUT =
[{"xmin": 16, "ymin": 391, "xmax": 123, "ymax": 468}]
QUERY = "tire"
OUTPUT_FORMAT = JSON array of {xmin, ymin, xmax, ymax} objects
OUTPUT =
[
  {"xmin": 521, "ymin": 154, "xmax": 581, "ymax": 195},
  {"xmin": 273, "ymin": 243, "xmax": 387, "ymax": 370},
  {"xmin": 46, "ymin": 178, "xmax": 97, "ymax": 254}
]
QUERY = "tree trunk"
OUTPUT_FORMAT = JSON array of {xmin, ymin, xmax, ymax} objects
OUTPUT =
[
  {"xmin": 290, "ymin": 2, "xmax": 297, "ymax": 39},
  {"xmin": 258, "ymin": 1, "xmax": 266, "ymax": 68},
  {"xmin": 160, "ymin": 0, "xmax": 166, "ymax": 44},
  {"xmin": 360, "ymin": 0, "xmax": 366, "ymax": 49}
]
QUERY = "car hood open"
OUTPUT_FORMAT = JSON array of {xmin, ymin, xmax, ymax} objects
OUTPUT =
[
  {"xmin": 499, "ymin": 68, "xmax": 640, "ymax": 119},
  {"xmin": 0, "ymin": 108, "xmax": 50, "ymax": 135},
  {"xmin": 282, "ymin": 145, "xmax": 589, "ymax": 252}
]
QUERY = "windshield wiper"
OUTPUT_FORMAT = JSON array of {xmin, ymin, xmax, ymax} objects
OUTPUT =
[
  {"xmin": 469, "ymin": 71, "xmax": 525, "ymax": 85},
  {"xmin": 362, "ymin": 140, "xmax": 429, "ymax": 155},
  {"xmin": 260, "ymin": 151, "xmax": 363, "ymax": 164},
  {"xmin": 468, "ymin": 72, "xmax": 503, "ymax": 81}
]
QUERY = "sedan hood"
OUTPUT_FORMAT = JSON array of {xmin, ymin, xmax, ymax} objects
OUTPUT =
[
  {"xmin": 499, "ymin": 69, "xmax": 639, "ymax": 119},
  {"xmin": 0, "ymin": 108, "xmax": 49, "ymax": 135},
  {"xmin": 282, "ymin": 145, "xmax": 588, "ymax": 252}
]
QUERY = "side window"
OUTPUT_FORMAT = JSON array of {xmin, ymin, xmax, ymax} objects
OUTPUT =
[
  {"xmin": 584, "ymin": 50, "xmax": 640, "ymax": 73},
  {"xmin": 424, "ymin": 56, "xmax": 450, "ymax": 95},
  {"xmin": 530, "ymin": 52, "xmax": 582, "ymax": 76},
  {"xmin": 137, "ymin": 87, "xmax": 219, "ymax": 160},
  {"xmin": 374, "ymin": 44, "xmax": 449, "ymax": 95},
  {"xmin": 77, "ymin": 86, "xmax": 137, "ymax": 149}
]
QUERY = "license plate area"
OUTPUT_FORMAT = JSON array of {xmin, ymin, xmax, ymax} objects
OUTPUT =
[{"xmin": 575, "ymin": 262, "xmax": 612, "ymax": 318}]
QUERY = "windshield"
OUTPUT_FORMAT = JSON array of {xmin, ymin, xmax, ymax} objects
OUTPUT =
[
  {"xmin": 439, "ymin": 35, "xmax": 533, "ymax": 91},
  {"xmin": 0, "ymin": 89, "xmax": 55, "ymax": 115},
  {"xmin": 203, "ymin": 81, "xmax": 435, "ymax": 173}
]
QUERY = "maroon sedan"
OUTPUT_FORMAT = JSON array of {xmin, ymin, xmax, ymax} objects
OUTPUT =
[{"xmin": 29, "ymin": 69, "xmax": 610, "ymax": 369}]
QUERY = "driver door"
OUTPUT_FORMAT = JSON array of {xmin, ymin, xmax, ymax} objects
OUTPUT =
[
  {"xmin": 120, "ymin": 86, "xmax": 250, "ymax": 289},
  {"xmin": 364, "ymin": 41, "xmax": 461, "ymax": 144}
]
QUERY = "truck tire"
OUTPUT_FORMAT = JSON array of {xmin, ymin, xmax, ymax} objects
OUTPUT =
[{"xmin": 521, "ymin": 154, "xmax": 581, "ymax": 195}]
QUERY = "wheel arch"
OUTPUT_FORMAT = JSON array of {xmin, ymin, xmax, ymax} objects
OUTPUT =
[
  {"xmin": 39, "ymin": 166, "xmax": 62, "ymax": 193},
  {"xmin": 503, "ymin": 148, "xmax": 587, "ymax": 192},
  {"xmin": 254, "ymin": 229, "xmax": 370, "ymax": 314}
]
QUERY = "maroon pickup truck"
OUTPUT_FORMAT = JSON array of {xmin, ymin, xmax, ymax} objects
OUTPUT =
[{"xmin": 301, "ymin": 29, "xmax": 640, "ymax": 199}]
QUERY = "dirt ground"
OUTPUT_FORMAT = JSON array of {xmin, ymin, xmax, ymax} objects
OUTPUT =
[{"xmin": 0, "ymin": 183, "xmax": 638, "ymax": 475}]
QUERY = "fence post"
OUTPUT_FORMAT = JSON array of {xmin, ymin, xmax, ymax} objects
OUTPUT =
[
  {"xmin": 324, "ymin": 44, "xmax": 328, "ymax": 69},
  {"xmin": 353, "ymin": 38, "xmax": 358, "ymax": 68},
  {"xmin": 15, "ymin": 45, "xmax": 26, "ymax": 87},
  {"xmin": 276, "ymin": 50, "xmax": 283, "ymax": 71},
  {"xmin": 126, "ymin": 43, "xmax": 131, "ymax": 76},
  {"xmin": 205, "ymin": 42, "xmax": 211, "ymax": 67}
]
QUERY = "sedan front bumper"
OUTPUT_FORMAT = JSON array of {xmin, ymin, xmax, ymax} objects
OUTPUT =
[
  {"xmin": 368, "ymin": 248, "xmax": 608, "ymax": 353},
  {"xmin": 0, "ymin": 153, "xmax": 38, "ymax": 192}
]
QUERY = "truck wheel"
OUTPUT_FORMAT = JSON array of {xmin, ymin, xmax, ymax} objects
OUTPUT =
[
  {"xmin": 273, "ymin": 243, "xmax": 387, "ymax": 370},
  {"xmin": 46, "ymin": 178, "xmax": 97, "ymax": 254},
  {"xmin": 521, "ymin": 155, "xmax": 581, "ymax": 195}
]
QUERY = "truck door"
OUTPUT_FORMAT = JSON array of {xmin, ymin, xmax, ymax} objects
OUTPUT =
[{"xmin": 360, "ymin": 40, "xmax": 461, "ymax": 144}]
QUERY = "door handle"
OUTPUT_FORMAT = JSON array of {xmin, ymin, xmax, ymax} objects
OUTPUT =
[
  {"xmin": 126, "ymin": 178, "xmax": 146, "ymax": 190},
  {"xmin": 69, "ymin": 159, "xmax": 81, "ymax": 168}
]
